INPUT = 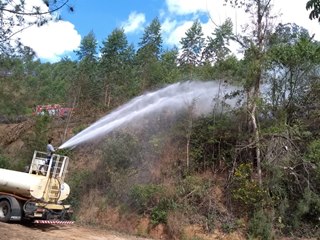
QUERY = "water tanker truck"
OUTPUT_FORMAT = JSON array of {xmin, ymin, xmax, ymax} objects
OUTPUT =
[{"xmin": 0, "ymin": 151, "xmax": 73, "ymax": 224}]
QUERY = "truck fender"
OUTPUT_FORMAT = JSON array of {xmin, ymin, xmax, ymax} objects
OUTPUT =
[{"xmin": 0, "ymin": 195, "xmax": 22, "ymax": 221}]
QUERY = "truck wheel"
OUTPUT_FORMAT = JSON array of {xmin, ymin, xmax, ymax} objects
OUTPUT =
[{"xmin": 0, "ymin": 200, "xmax": 11, "ymax": 222}]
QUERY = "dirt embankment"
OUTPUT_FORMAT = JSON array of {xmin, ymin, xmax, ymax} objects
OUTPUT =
[{"xmin": 0, "ymin": 222, "xmax": 152, "ymax": 240}]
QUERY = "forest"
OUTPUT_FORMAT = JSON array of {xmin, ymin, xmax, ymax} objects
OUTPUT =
[{"xmin": 0, "ymin": 0, "xmax": 320, "ymax": 239}]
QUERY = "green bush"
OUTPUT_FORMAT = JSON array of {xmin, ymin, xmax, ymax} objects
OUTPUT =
[
  {"xmin": 151, "ymin": 205, "xmax": 168, "ymax": 225},
  {"xmin": 102, "ymin": 132, "xmax": 140, "ymax": 171},
  {"xmin": 130, "ymin": 184, "xmax": 164, "ymax": 213},
  {"xmin": 67, "ymin": 170, "xmax": 93, "ymax": 210},
  {"xmin": 291, "ymin": 189, "xmax": 320, "ymax": 227},
  {"xmin": 248, "ymin": 210, "xmax": 273, "ymax": 240},
  {"xmin": 306, "ymin": 139, "xmax": 320, "ymax": 184},
  {"xmin": 232, "ymin": 164, "xmax": 267, "ymax": 211},
  {"xmin": 130, "ymin": 184, "xmax": 173, "ymax": 225},
  {"xmin": 0, "ymin": 154, "xmax": 11, "ymax": 169}
]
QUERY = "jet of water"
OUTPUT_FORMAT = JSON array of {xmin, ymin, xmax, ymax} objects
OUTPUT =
[{"xmin": 59, "ymin": 80, "xmax": 237, "ymax": 149}]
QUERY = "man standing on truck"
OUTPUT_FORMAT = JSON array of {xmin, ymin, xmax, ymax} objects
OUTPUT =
[
  {"xmin": 38, "ymin": 138, "xmax": 56, "ymax": 175},
  {"xmin": 46, "ymin": 138, "xmax": 56, "ymax": 164}
]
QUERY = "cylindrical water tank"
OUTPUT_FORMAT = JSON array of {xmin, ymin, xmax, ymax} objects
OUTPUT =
[{"xmin": 0, "ymin": 168, "xmax": 70, "ymax": 201}]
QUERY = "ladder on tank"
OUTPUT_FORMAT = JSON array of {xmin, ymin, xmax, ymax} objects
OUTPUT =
[
  {"xmin": 46, "ymin": 154, "xmax": 69, "ymax": 202},
  {"xmin": 29, "ymin": 151, "xmax": 69, "ymax": 202}
]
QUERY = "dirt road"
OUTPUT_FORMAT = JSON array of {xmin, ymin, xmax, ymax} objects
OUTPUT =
[{"xmin": 0, "ymin": 222, "xmax": 152, "ymax": 240}]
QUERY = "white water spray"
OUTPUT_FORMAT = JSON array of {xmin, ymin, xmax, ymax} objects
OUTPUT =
[{"xmin": 59, "ymin": 80, "xmax": 237, "ymax": 149}]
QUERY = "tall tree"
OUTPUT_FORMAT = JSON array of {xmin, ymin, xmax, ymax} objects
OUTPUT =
[
  {"xmin": 136, "ymin": 17, "xmax": 163, "ymax": 90},
  {"xmin": 75, "ymin": 31, "xmax": 98, "ymax": 62},
  {"xmin": 178, "ymin": 20, "xmax": 205, "ymax": 75},
  {"xmin": 74, "ymin": 31, "xmax": 99, "ymax": 109},
  {"xmin": 203, "ymin": 18, "xmax": 233, "ymax": 63},
  {"xmin": 99, "ymin": 28, "xmax": 135, "ymax": 107},
  {"xmin": 225, "ymin": 0, "xmax": 274, "ymax": 185},
  {"xmin": 137, "ymin": 17, "xmax": 162, "ymax": 60},
  {"xmin": 0, "ymin": 0, "xmax": 73, "ymax": 55}
]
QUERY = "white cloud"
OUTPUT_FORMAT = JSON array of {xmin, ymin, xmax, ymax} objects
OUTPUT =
[
  {"xmin": 160, "ymin": 0, "xmax": 320, "ymax": 52},
  {"xmin": 165, "ymin": 0, "xmax": 208, "ymax": 15},
  {"xmin": 18, "ymin": 21, "xmax": 81, "ymax": 62},
  {"xmin": 161, "ymin": 0, "xmax": 239, "ymax": 48},
  {"xmin": 164, "ymin": 20, "xmax": 193, "ymax": 47},
  {"xmin": 5, "ymin": 0, "xmax": 81, "ymax": 62},
  {"xmin": 122, "ymin": 12, "xmax": 146, "ymax": 34}
]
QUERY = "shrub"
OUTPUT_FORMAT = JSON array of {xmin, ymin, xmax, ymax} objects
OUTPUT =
[
  {"xmin": 0, "ymin": 154, "xmax": 11, "ymax": 169},
  {"xmin": 67, "ymin": 170, "xmax": 93, "ymax": 210},
  {"xmin": 232, "ymin": 164, "xmax": 267, "ymax": 211},
  {"xmin": 291, "ymin": 188, "xmax": 320, "ymax": 228},
  {"xmin": 248, "ymin": 210, "xmax": 273, "ymax": 240},
  {"xmin": 130, "ymin": 184, "xmax": 174, "ymax": 225},
  {"xmin": 102, "ymin": 132, "xmax": 140, "ymax": 171},
  {"xmin": 130, "ymin": 184, "xmax": 164, "ymax": 214},
  {"xmin": 151, "ymin": 205, "xmax": 168, "ymax": 225}
]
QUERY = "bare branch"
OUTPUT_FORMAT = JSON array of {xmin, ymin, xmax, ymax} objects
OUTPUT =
[{"xmin": 0, "ymin": 0, "xmax": 69, "ymax": 16}]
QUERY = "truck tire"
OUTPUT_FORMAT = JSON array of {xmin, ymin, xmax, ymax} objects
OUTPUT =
[{"xmin": 0, "ymin": 199, "xmax": 11, "ymax": 222}]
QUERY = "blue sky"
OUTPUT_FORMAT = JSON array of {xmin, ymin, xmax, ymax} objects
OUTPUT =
[
  {"xmin": 14, "ymin": 0, "xmax": 320, "ymax": 62},
  {"xmin": 61, "ymin": 0, "xmax": 168, "ymax": 47}
]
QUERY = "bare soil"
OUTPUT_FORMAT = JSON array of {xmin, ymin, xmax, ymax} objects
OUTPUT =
[{"xmin": 0, "ymin": 222, "xmax": 152, "ymax": 240}]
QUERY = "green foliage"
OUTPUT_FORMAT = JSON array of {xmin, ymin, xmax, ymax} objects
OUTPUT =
[
  {"xmin": 266, "ymin": 25, "xmax": 320, "ymax": 121},
  {"xmin": 130, "ymin": 184, "xmax": 164, "ymax": 213},
  {"xmin": 307, "ymin": 0, "xmax": 320, "ymax": 21},
  {"xmin": 291, "ymin": 189, "xmax": 320, "ymax": 228},
  {"xmin": 136, "ymin": 17, "xmax": 163, "ymax": 90},
  {"xmin": 178, "ymin": 19, "xmax": 205, "ymax": 68},
  {"xmin": 130, "ymin": 184, "xmax": 174, "ymax": 225},
  {"xmin": 177, "ymin": 176, "xmax": 212, "ymax": 210},
  {"xmin": 99, "ymin": 28, "xmax": 136, "ymax": 106},
  {"xmin": 248, "ymin": 210, "xmax": 273, "ymax": 240},
  {"xmin": 151, "ymin": 204, "xmax": 168, "ymax": 225},
  {"xmin": 305, "ymin": 139, "xmax": 320, "ymax": 184},
  {"xmin": 31, "ymin": 115, "xmax": 51, "ymax": 150},
  {"xmin": 0, "ymin": 153, "xmax": 11, "ymax": 169},
  {"xmin": 232, "ymin": 164, "xmax": 267, "ymax": 210},
  {"xmin": 102, "ymin": 132, "xmax": 140, "ymax": 171},
  {"xmin": 306, "ymin": 139, "xmax": 320, "ymax": 162},
  {"xmin": 159, "ymin": 48, "xmax": 180, "ymax": 84},
  {"xmin": 203, "ymin": 18, "xmax": 233, "ymax": 63},
  {"xmin": 67, "ymin": 170, "xmax": 93, "ymax": 210},
  {"xmin": 190, "ymin": 113, "xmax": 238, "ymax": 172},
  {"xmin": 221, "ymin": 220, "xmax": 237, "ymax": 234},
  {"xmin": 137, "ymin": 17, "xmax": 162, "ymax": 60},
  {"xmin": 75, "ymin": 31, "xmax": 98, "ymax": 61}
]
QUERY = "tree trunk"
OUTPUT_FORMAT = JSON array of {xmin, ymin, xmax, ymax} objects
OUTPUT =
[{"xmin": 249, "ymin": 97, "xmax": 262, "ymax": 186}]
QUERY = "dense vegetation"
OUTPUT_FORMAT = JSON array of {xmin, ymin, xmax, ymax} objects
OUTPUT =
[{"xmin": 1, "ymin": 0, "xmax": 319, "ymax": 239}]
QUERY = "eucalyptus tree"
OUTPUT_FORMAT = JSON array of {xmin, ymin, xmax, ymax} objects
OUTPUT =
[
  {"xmin": 0, "ymin": 0, "xmax": 73, "ymax": 55},
  {"xmin": 178, "ymin": 19, "xmax": 205, "ymax": 76},
  {"xmin": 135, "ymin": 17, "xmax": 163, "ymax": 90},
  {"xmin": 99, "ymin": 28, "xmax": 135, "ymax": 107}
]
